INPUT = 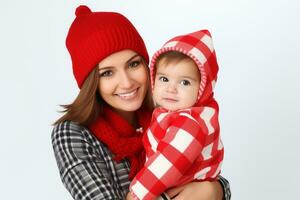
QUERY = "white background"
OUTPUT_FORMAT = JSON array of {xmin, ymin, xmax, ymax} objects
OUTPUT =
[{"xmin": 1, "ymin": 0, "xmax": 299, "ymax": 199}]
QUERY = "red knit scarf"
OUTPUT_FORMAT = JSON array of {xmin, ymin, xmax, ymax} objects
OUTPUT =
[{"xmin": 89, "ymin": 106, "xmax": 151, "ymax": 180}]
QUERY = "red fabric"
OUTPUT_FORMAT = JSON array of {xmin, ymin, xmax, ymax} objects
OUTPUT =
[
  {"xmin": 89, "ymin": 106, "xmax": 151, "ymax": 179},
  {"xmin": 66, "ymin": 5, "xmax": 149, "ymax": 88},
  {"xmin": 130, "ymin": 104, "xmax": 223, "ymax": 200}
]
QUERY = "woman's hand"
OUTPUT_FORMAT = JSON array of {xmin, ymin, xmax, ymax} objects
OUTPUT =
[
  {"xmin": 165, "ymin": 181, "xmax": 223, "ymax": 200},
  {"xmin": 126, "ymin": 192, "xmax": 134, "ymax": 200}
]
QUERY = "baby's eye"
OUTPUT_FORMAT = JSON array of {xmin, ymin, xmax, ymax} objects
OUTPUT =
[
  {"xmin": 159, "ymin": 76, "xmax": 168, "ymax": 82},
  {"xmin": 180, "ymin": 80, "xmax": 191, "ymax": 86},
  {"xmin": 128, "ymin": 60, "xmax": 141, "ymax": 68},
  {"xmin": 99, "ymin": 70, "xmax": 113, "ymax": 77}
]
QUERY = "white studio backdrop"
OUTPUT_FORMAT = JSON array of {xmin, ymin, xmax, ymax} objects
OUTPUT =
[{"xmin": 0, "ymin": 0, "xmax": 299, "ymax": 199}]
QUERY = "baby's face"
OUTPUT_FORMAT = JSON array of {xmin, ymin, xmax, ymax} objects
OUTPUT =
[{"xmin": 153, "ymin": 59, "xmax": 200, "ymax": 111}]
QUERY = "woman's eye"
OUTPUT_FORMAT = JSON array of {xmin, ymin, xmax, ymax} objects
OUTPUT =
[
  {"xmin": 99, "ymin": 70, "xmax": 113, "ymax": 77},
  {"xmin": 180, "ymin": 80, "xmax": 191, "ymax": 86},
  {"xmin": 159, "ymin": 76, "xmax": 168, "ymax": 82},
  {"xmin": 128, "ymin": 60, "xmax": 141, "ymax": 68}
]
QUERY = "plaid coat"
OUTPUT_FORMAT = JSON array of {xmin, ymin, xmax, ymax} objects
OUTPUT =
[{"xmin": 52, "ymin": 121, "xmax": 230, "ymax": 200}]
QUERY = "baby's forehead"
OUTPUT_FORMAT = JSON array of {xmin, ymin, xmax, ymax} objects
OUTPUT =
[
  {"xmin": 157, "ymin": 54, "xmax": 193, "ymax": 65},
  {"xmin": 157, "ymin": 56, "xmax": 197, "ymax": 68},
  {"xmin": 156, "ymin": 57, "xmax": 195, "ymax": 70},
  {"xmin": 156, "ymin": 60, "xmax": 200, "ymax": 79}
]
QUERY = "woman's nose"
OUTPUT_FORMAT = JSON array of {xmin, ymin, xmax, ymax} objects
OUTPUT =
[{"xmin": 119, "ymin": 71, "xmax": 134, "ymax": 89}]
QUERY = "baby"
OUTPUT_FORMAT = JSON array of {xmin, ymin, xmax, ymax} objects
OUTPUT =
[{"xmin": 129, "ymin": 30, "xmax": 224, "ymax": 200}]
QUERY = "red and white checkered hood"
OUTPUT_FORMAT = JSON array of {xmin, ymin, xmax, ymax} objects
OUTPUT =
[{"xmin": 150, "ymin": 30, "xmax": 219, "ymax": 106}]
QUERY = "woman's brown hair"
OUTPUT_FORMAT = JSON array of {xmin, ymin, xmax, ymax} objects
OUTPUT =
[{"xmin": 54, "ymin": 60, "xmax": 154, "ymax": 126}]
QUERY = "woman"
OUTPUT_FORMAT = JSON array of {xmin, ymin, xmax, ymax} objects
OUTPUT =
[{"xmin": 52, "ymin": 5, "xmax": 231, "ymax": 200}]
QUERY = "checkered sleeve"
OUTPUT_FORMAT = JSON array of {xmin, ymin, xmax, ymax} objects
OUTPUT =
[
  {"xmin": 218, "ymin": 175, "xmax": 231, "ymax": 200},
  {"xmin": 130, "ymin": 114, "xmax": 205, "ymax": 200},
  {"xmin": 51, "ymin": 121, "xmax": 124, "ymax": 200}
]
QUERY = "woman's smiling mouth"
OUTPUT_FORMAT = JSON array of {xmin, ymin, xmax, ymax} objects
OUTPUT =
[{"xmin": 116, "ymin": 88, "xmax": 139, "ymax": 100}]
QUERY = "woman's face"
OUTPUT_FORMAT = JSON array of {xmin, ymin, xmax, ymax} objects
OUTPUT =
[{"xmin": 98, "ymin": 50, "xmax": 149, "ymax": 113}]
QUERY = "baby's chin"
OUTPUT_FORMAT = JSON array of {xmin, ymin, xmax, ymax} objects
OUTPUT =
[{"xmin": 157, "ymin": 104, "xmax": 183, "ymax": 112}]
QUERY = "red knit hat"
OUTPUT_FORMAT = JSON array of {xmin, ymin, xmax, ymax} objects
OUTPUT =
[{"xmin": 66, "ymin": 5, "xmax": 149, "ymax": 88}]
